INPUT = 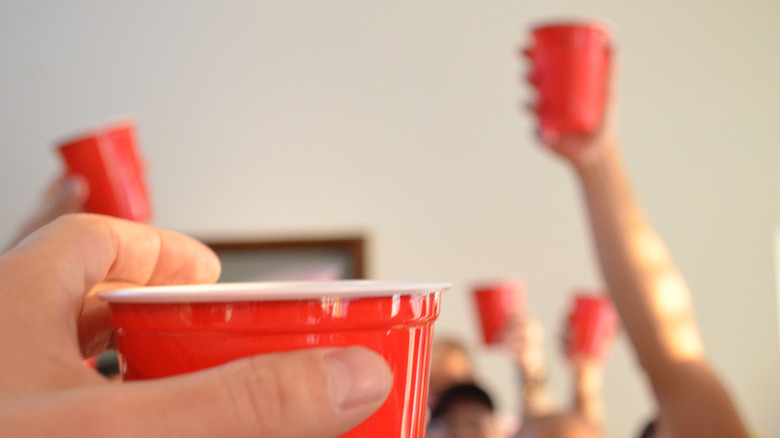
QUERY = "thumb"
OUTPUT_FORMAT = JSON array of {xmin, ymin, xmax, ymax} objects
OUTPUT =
[
  {"xmin": 121, "ymin": 347, "xmax": 392, "ymax": 438},
  {"xmin": 6, "ymin": 347, "xmax": 393, "ymax": 438}
]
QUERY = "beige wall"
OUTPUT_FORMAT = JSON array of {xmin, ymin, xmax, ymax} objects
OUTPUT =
[{"xmin": 2, "ymin": 1, "xmax": 779, "ymax": 436}]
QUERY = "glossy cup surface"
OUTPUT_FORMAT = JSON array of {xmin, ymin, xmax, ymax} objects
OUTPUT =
[
  {"xmin": 57, "ymin": 120, "xmax": 151, "ymax": 222},
  {"xmin": 100, "ymin": 281, "xmax": 451, "ymax": 438},
  {"xmin": 472, "ymin": 280, "xmax": 524, "ymax": 345},
  {"xmin": 569, "ymin": 294, "xmax": 618, "ymax": 357},
  {"xmin": 525, "ymin": 22, "xmax": 611, "ymax": 136}
]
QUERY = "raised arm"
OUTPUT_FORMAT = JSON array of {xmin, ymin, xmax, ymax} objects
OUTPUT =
[
  {"xmin": 502, "ymin": 312, "xmax": 556, "ymax": 421},
  {"xmin": 561, "ymin": 312, "xmax": 611, "ymax": 433},
  {"xmin": 528, "ymin": 65, "xmax": 748, "ymax": 437}
]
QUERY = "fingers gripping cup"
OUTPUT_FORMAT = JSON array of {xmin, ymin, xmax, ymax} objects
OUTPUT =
[
  {"xmin": 568, "ymin": 293, "xmax": 618, "ymax": 358},
  {"xmin": 473, "ymin": 280, "xmax": 525, "ymax": 345},
  {"xmin": 57, "ymin": 120, "xmax": 152, "ymax": 222},
  {"xmin": 98, "ymin": 280, "xmax": 452, "ymax": 438},
  {"xmin": 523, "ymin": 21, "xmax": 612, "ymax": 136}
]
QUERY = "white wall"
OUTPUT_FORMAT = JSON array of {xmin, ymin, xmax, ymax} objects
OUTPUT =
[{"xmin": 2, "ymin": 1, "xmax": 779, "ymax": 436}]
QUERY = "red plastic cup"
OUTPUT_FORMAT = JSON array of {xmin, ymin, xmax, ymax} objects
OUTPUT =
[
  {"xmin": 83, "ymin": 357, "xmax": 98, "ymax": 369},
  {"xmin": 57, "ymin": 120, "xmax": 152, "ymax": 222},
  {"xmin": 472, "ymin": 279, "xmax": 525, "ymax": 345},
  {"xmin": 98, "ymin": 280, "xmax": 452, "ymax": 438},
  {"xmin": 568, "ymin": 293, "xmax": 618, "ymax": 358},
  {"xmin": 523, "ymin": 21, "xmax": 612, "ymax": 136}
]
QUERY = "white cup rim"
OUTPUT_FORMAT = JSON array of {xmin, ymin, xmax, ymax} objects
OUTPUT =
[
  {"xmin": 97, "ymin": 280, "xmax": 453, "ymax": 303},
  {"xmin": 529, "ymin": 16, "xmax": 616, "ymax": 39}
]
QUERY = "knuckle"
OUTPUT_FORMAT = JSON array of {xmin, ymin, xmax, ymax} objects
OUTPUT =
[
  {"xmin": 219, "ymin": 358, "xmax": 284, "ymax": 436},
  {"xmin": 218, "ymin": 354, "xmax": 324, "ymax": 436}
]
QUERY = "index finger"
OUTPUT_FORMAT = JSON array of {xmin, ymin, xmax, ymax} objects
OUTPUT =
[{"xmin": 0, "ymin": 214, "xmax": 220, "ymax": 333}]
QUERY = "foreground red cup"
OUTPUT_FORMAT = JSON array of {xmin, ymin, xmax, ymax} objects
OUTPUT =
[
  {"xmin": 568, "ymin": 293, "xmax": 618, "ymax": 358},
  {"xmin": 57, "ymin": 120, "xmax": 152, "ymax": 222},
  {"xmin": 473, "ymin": 279, "xmax": 525, "ymax": 345},
  {"xmin": 523, "ymin": 21, "xmax": 611, "ymax": 136},
  {"xmin": 98, "ymin": 280, "xmax": 451, "ymax": 438}
]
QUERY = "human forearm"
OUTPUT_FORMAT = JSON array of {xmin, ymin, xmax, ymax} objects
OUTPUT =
[
  {"xmin": 572, "ymin": 366, "xmax": 604, "ymax": 430},
  {"xmin": 575, "ymin": 145, "xmax": 704, "ymax": 371},
  {"xmin": 573, "ymin": 146, "xmax": 751, "ymax": 436},
  {"xmin": 520, "ymin": 371, "xmax": 555, "ymax": 420}
]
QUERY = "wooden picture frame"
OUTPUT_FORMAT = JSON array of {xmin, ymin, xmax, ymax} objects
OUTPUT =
[{"xmin": 202, "ymin": 235, "xmax": 367, "ymax": 281}]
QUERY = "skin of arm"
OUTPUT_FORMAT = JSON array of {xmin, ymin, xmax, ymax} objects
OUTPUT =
[
  {"xmin": 575, "ymin": 144, "xmax": 748, "ymax": 438},
  {"xmin": 506, "ymin": 308, "xmax": 610, "ymax": 435},
  {"xmin": 502, "ymin": 312, "xmax": 557, "ymax": 420},
  {"xmin": 568, "ymin": 351, "xmax": 607, "ymax": 432},
  {"xmin": 560, "ymin": 302, "xmax": 613, "ymax": 434},
  {"xmin": 530, "ymin": 60, "xmax": 749, "ymax": 437}
]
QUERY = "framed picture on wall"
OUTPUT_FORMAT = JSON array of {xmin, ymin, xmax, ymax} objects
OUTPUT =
[{"xmin": 202, "ymin": 235, "xmax": 367, "ymax": 282}]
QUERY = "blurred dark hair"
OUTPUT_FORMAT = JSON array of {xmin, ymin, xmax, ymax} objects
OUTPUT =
[
  {"xmin": 638, "ymin": 419, "xmax": 656, "ymax": 438},
  {"xmin": 430, "ymin": 383, "xmax": 495, "ymax": 420}
]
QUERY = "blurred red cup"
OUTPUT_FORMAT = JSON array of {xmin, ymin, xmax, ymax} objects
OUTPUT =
[
  {"xmin": 83, "ymin": 357, "xmax": 98, "ymax": 369},
  {"xmin": 568, "ymin": 293, "xmax": 618, "ymax": 358},
  {"xmin": 523, "ymin": 21, "xmax": 612, "ymax": 136},
  {"xmin": 57, "ymin": 120, "xmax": 152, "ymax": 222},
  {"xmin": 473, "ymin": 279, "xmax": 525, "ymax": 345},
  {"xmin": 98, "ymin": 280, "xmax": 451, "ymax": 438}
]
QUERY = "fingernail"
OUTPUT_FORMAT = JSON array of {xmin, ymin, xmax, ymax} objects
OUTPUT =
[
  {"xmin": 322, "ymin": 347, "xmax": 392, "ymax": 411},
  {"xmin": 541, "ymin": 128, "xmax": 559, "ymax": 144},
  {"xmin": 62, "ymin": 176, "xmax": 79, "ymax": 193},
  {"xmin": 64, "ymin": 175, "xmax": 89, "ymax": 198}
]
